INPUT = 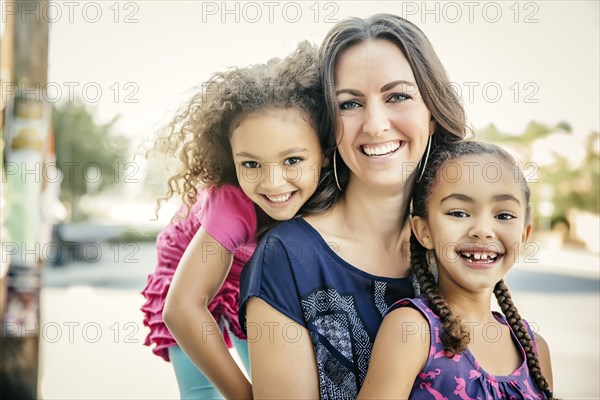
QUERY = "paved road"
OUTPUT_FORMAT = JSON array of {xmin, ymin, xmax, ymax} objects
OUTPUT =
[{"xmin": 37, "ymin": 242, "xmax": 599, "ymax": 399}]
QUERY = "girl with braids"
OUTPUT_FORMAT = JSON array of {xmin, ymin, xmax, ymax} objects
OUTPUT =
[
  {"xmin": 359, "ymin": 141, "xmax": 555, "ymax": 399},
  {"xmin": 141, "ymin": 42, "xmax": 327, "ymax": 399}
]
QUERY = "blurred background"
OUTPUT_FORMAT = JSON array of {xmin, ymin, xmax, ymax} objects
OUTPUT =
[{"xmin": 1, "ymin": 1, "xmax": 598, "ymax": 398}]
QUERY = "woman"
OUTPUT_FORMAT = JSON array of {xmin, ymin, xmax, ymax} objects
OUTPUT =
[{"xmin": 239, "ymin": 14, "xmax": 469, "ymax": 399}]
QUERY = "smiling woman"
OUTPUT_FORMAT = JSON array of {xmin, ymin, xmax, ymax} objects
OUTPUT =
[
  {"xmin": 239, "ymin": 14, "xmax": 468, "ymax": 399},
  {"xmin": 333, "ymin": 38, "xmax": 436, "ymax": 193}
]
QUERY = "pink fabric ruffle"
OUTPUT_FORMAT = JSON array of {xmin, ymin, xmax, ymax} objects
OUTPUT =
[
  {"xmin": 207, "ymin": 277, "xmax": 247, "ymax": 344},
  {"xmin": 141, "ymin": 262, "xmax": 247, "ymax": 362},
  {"xmin": 140, "ymin": 186, "xmax": 253, "ymax": 362},
  {"xmin": 141, "ymin": 270, "xmax": 176, "ymax": 362}
]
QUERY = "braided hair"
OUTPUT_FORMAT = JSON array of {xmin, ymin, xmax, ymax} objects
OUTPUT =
[{"xmin": 410, "ymin": 141, "xmax": 554, "ymax": 398}]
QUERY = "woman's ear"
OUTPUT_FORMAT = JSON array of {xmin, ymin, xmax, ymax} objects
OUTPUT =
[{"xmin": 410, "ymin": 215, "xmax": 434, "ymax": 250}]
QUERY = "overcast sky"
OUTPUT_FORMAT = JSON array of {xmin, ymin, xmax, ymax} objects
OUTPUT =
[{"xmin": 40, "ymin": 0, "xmax": 599, "ymax": 140}]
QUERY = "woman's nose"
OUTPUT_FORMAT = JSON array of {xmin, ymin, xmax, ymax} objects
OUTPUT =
[{"xmin": 362, "ymin": 103, "xmax": 390, "ymax": 136}]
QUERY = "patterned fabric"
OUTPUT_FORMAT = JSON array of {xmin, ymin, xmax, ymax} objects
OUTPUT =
[
  {"xmin": 141, "ymin": 185, "xmax": 257, "ymax": 362},
  {"xmin": 239, "ymin": 218, "xmax": 416, "ymax": 398},
  {"xmin": 391, "ymin": 296, "xmax": 547, "ymax": 399}
]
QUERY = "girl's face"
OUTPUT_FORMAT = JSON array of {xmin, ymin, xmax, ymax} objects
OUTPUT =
[
  {"xmin": 334, "ymin": 39, "xmax": 435, "ymax": 192},
  {"xmin": 411, "ymin": 155, "xmax": 532, "ymax": 294},
  {"xmin": 230, "ymin": 108, "xmax": 323, "ymax": 221}
]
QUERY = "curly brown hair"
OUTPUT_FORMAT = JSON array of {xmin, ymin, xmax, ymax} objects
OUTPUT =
[
  {"xmin": 146, "ymin": 41, "xmax": 326, "ymax": 216},
  {"xmin": 410, "ymin": 141, "xmax": 554, "ymax": 399}
]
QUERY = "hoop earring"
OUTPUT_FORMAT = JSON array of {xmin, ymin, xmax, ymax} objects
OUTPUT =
[
  {"xmin": 416, "ymin": 135, "xmax": 432, "ymax": 184},
  {"xmin": 333, "ymin": 148, "xmax": 343, "ymax": 192}
]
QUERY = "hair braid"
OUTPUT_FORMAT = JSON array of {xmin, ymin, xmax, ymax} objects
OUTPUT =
[
  {"xmin": 494, "ymin": 280, "xmax": 554, "ymax": 399},
  {"xmin": 410, "ymin": 234, "xmax": 470, "ymax": 356}
]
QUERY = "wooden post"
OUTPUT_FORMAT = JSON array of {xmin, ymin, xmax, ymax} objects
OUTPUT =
[{"xmin": 1, "ymin": 1, "xmax": 50, "ymax": 397}]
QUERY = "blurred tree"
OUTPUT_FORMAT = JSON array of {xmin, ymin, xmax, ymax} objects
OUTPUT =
[
  {"xmin": 540, "ymin": 131, "xmax": 600, "ymax": 224},
  {"xmin": 476, "ymin": 122, "xmax": 599, "ymax": 229},
  {"xmin": 51, "ymin": 100, "xmax": 129, "ymax": 220},
  {"xmin": 476, "ymin": 120, "xmax": 561, "ymax": 149}
]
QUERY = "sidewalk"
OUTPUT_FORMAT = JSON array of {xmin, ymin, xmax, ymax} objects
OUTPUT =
[{"xmin": 40, "ymin": 241, "xmax": 180, "ymax": 399}]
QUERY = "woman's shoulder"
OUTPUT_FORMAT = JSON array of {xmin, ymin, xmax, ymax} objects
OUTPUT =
[{"xmin": 261, "ymin": 217, "xmax": 321, "ymax": 242}]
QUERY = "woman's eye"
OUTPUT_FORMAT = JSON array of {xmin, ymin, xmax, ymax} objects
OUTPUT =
[
  {"xmin": 339, "ymin": 100, "xmax": 360, "ymax": 110},
  {"xmin": 496, "ymin": 212, "xmax": 516, "ymax": 221},
  {"xmin": 447, "ymin": 210, "xmax": 469, "ymax": 218},
  {"xmin": 388, "ymin": 93, "xmax": 410, "ymax": 103},
  {"xmin": 241, "ymin": 161, "xmax": 260, "ymax": 169},
  {"xmin": 284, "ymin": 157, "xmax": 303, "ymax": 166}
]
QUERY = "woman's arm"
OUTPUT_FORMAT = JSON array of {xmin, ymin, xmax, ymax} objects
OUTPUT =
[
  {"xmin": 533, "ymin": 332, "xmax": 554, "ymax": 391},
  {"xmin": 358, "ymin": 307, "xmax": 429, "ymax": 399},
  {"xmin": 246, "ymin": 297, "xmax": 320, "ymax": 399},
  {"xmin": 163, "ymin": 227, "xmax": 252, "ymax": 399}
]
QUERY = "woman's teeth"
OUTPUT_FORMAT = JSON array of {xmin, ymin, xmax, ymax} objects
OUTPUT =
[
  {"xmin": 264, "ymin": 193, "xmax": 292, "ymax": 203},
  {"xmin": 361, "ymin": 141, "xmax": 401, "ymax": 157}
]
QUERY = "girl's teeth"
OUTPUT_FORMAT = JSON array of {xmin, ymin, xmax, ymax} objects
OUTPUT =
[
  {"xmin": 362, "ymin": 142, "xmax": 400, "ymax": 156},
  {"xmin": 265, "ymin": 193, "xmax": 292, "ymax": 203},
  {"xmin": 460, "ymin": 251, "xmax": 498, "ymax": 261}
]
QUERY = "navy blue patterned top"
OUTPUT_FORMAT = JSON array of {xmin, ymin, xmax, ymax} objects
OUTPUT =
[{"xmin": 239, "ymin": 217, "xmax": 416, "ymax": 399}]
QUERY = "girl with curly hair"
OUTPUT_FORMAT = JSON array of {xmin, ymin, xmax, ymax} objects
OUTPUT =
[
  {"xmin": 359, "ymin": 141, "xmax": 554, "ymax": 399},
  {"xmin": 140, "ymin": 42, "xmax": 326, "ymax": 399}
]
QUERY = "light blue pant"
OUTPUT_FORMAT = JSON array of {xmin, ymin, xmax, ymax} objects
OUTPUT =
[{"xmin": 169, "ymin": 335, "xmax": 250, "ymax": 400}]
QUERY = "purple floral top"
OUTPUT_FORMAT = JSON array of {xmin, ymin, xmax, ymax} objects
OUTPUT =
[{"xmin": 391, "ymin": 296, "xmax": 547, "ymax": 399}]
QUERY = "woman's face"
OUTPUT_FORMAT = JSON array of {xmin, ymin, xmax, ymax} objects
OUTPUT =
[{"xmin": 334, "ymin": 39, "xmax": 435, "ymax": 192}]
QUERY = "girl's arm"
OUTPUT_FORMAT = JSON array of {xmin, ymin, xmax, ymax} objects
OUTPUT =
[
  {"xmin": 533, "ymin": 332, "xmax": 554, "ymax": 391},
  {"xmin": 246, "ymin": 297, "xmax": 320, "ymax": 399},
  {"xmin": 358, "ymin": 307, "xmax": 429, "ymax": 399},
  {"xmin": 163, "ymin": 227, "xmax": 252, "ymax": 399}
]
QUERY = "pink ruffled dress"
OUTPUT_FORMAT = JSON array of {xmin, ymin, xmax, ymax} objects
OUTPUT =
[{"xmin": 141, "ymin": 185, "xmax": 257, "ymax": 362}]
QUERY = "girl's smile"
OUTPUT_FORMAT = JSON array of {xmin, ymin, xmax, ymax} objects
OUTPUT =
[{"xmin": 454, "ymin": 244, "xmax": 505, "ymax": 270}]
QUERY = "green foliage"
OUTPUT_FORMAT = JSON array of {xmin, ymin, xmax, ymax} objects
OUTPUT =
[
  {"xmin": 51, "ymin": 100, "xmax": 130, "ymax": 219},
  {"xmin": 475, "ymin": 122, "xmax": 599, "ymax": 228},
  {"xmin": 541, "ymin": 132, "xmax": 600, "ymax": 222},
  {"xmin": 476, "ymin": 120, "xmax": 561, "ymax": 145}
]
